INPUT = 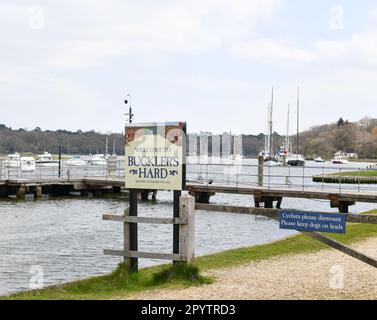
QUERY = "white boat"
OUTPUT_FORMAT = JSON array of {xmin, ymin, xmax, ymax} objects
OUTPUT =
[
  {"xmin": 3, "ymin": 152, "xmax": 21, "ymax": 168},
  {"xmin": 89, "ymin": 154, "xmax": 107, "ymax": 166},
  {"xmin": 314, "ymin": 157, "xmax": 326, "ymax": 163},
  {"xmin": 262, "ymin": 88, "xmax": 276, "ymax": 165},
  {"xmin": 66, "ymin": 156, "xmax": 86, "ymax": 166},
  {"xmin": 287, "ymin": 154, "xmax": 306, "ymax": 167},
  {"xmin": 264, "ymin": 159, "xmax": 281, "ymax": 166},
  {"xmin": 20, "ymin": 157, "xmax": 36, "ymax": 172},
  {"xmin": 36, "ymin": 152, "xmax": 60, "ymax": 167},
  {"xmin": 332, "ymin": 155, "xmax": 349, "ymax": 164},
  {"xmin": 263, "ymin": 153, "xmax": 281, "ymax": 166}
]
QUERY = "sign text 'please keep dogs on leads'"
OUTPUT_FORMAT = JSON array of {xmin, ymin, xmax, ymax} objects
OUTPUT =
[{"xmin": 279, "ymin": 211, "xmax": 346, "ymax": 234}]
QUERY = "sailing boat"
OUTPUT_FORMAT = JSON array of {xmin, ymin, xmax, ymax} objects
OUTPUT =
[
  {"xmin": 277, "ymin": 104, "xmax": 290, "ymax": 164},
  {"xmin": 262, "ymin": 88, "xmax": 280, "ymax": 166},
  {"xmin": 112, "ymin": 139, "xmax": 116, "ymax": 156},
  {"xmin": 287, "ymin": 87, "xmax": 306, "ymax": 167},
  {"xmin": 104, "ymin": 137, "xmax": 110, "ymax": 160}
]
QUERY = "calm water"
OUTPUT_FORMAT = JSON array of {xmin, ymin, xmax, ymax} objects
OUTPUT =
[{"xmin": 1, "ymin": 160, "xmax": 376, "ymax": 295}]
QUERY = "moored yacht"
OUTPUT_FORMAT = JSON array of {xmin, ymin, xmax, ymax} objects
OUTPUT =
[
  {"xmin": 89, "ymin": 154, "xmax": 108, "ymax": 166},
  {"xmin": 287, "ymin": 87, "xmax": 306, "ymax": 167},
  {"xmin": 332, "ymin": 155, "xmax": 349, "ymax": 164},
  {"xmin": 36, "ymin": 152, "xmax": 60, "ymax": 167},
  {"xmin": 262, "ymin": 87, "xmax": 281, "ymax": 166},
  {"xmin": 20, "ymin": 157, "xmax": 36, "ymax": 172},
  {"xmin": 314, "ymin": 156, "xmax": 325, "ymax": 163},
  {"xmin": 66, "ymin": 156, "xmax": 86, "ymax": 166},
  {"xmin": 287, "ymin": 154, "xmax": 306, "ymax": 167},
  {"xmin": 3, "ymin": 152, "xmax": 21, "ymax": 168},
  {"xmin": 263, "ymin": 153, "xmax": 281, "ymax": 166}
]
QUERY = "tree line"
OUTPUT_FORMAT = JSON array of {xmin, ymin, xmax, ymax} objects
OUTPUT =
[
  {"xmin": 296, "ymin": 117, "xmax": 377, "ymax": 159},
  {"xmin": 0, "ymin": 125, "xmax": 125, "ymax": 155},
  {"xmin": 1, "ymin": 117, "xmax": 376, "ymax": 159}
]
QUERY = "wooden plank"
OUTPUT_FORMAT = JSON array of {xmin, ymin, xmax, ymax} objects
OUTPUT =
[
  {"xmin": 187, "ymin": 183, "xmax": 377, "ymax": 203},
  {"xmin": 102, "ymin": 214, "xmax": 187, "ymax": 225},
  {"xmin": 103, "ymin": 214, "xmax": 124, "ymax": 221},
  {"xmin": 195, "ymin": 203, "xmax": 279, "ymax": 220},
  {"xmin": 346, "ymin": 213, "xmax": 377, "ymax": 224},
  {"xmin": 125, "ymin": 216, "xmax": 187, "ymax": 225},
  {"xmin": 84, "ymin": 177, "xmax": 124, "ymax": 187},
  {"xmin": 304, "ymin": 232, "xmax": 377, "ymax": 269},
  {"xmin": 195, "ymin": 203, "xmax": 377, "ymax": 224},
  {"xmin": 123, "ymin": 207, "xmax": 130, "ymax": 267},
  {"xmin": 103, "ymin": 249, "xmax": 184, "ymax": 261}
]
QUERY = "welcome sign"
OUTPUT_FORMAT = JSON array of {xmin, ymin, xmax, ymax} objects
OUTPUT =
[{"xmin": 125, "ymin": 122, "xmax": 186, "ymax": 191}]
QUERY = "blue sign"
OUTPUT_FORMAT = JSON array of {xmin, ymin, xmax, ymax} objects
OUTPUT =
[{"xmin": 279, "ymin": 211, "xmax": 346, "ymax": 234}]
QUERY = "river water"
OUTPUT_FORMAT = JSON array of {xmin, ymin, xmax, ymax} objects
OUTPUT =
[{"xmin": 0, "ymin": 159, "xmax": 376, "ymax": 295}]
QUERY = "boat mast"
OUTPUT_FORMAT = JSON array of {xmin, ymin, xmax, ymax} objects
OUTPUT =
[
  {"xmin": 264, "ymin": 103, "xmax": 269, "ymax": 154},
  {"xmin": 269, "ymin": 87, "xmax": 274, "ymax": 155},
  {"xmin": 105, "ymin": 137, "xmax": 109, "ymax": 155},
  {"xmin": 296, "ymin": 87, "xmax": 300, "ymax": 155},
  {"xmin": 286, "ymin": 104, "xmax": 290, "ymax": 153}
]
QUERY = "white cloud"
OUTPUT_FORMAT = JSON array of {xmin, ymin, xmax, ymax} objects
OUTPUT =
[
  {"xmin": 232, "ymin": 39, "xmax": 315, "ymax": 62},
  {"xmin": 10, "ymin": 0, "xmax": 282, "ymax": 69},
  {"xmin": 2, "ymin": 0, "xmax": 377, "ymax": 134},
  {"xmin": 315, "ymin": 30, "xmax": 377, "ymax": 65}
]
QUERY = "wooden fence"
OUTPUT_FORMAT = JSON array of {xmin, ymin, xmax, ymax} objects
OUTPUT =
[
  {"xmin": 196, "ymin": 203, "xmax": 377, "ymax": 269},
  {"xmin": 103, "ymin": 194, "xmax": 195, "ymax": 266},
  {"xmin": 103, "ymin": 195, "xmax": 377, "ymax": 271}
]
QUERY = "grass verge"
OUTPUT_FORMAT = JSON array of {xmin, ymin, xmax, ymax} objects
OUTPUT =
[
  {"xmin": 332, "ymin": 170, "xmax": 377, "ymax": 177},
  {"xmin": 4, "ymin": 210, "xmax": 377, "ymax": 300},
  {"xmin": 313, "ymin": 171, "xmax": 377, "ymax": 183}
]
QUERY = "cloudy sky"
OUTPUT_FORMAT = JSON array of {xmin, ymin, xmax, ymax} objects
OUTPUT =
[{"xmin": 1, "ymin": 0, "xmax": 377, "ymax": 134}]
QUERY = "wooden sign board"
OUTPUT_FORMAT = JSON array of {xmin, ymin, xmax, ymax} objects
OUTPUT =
[{"xmin": 125, "ymin": 122, "xmax": 186, "ymax": 191}]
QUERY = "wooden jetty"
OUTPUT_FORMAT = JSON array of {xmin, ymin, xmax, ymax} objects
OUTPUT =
[
  {"xmin": 0, "ymin": 177, "xmax": 158, "ymax": 200},
  {"xmin": 1, "ymin": 176, "xmax": 376, "ymax": 213},
  {"xmin": 187, "ymin": 183, "xmax": 377, "ymax": 213}
]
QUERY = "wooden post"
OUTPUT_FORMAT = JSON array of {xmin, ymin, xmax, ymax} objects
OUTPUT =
[
  {"xmin": 34, "ymin": 186, "xmax": 42, "ymax": 199},
  {"xmin": 58, "ymin": 144, "xmax": 61, "ymax": 178},
  {"xmin": 173, "ymin": 190, "xmax": 181, "ymax": 263},
  {"xmin": 17, "ymin": 186, "xmax": 26, "ymax": 200},
  {"xmin": 179, "ymin": 194, "xmax": 195, "ymax": 263},
  {"xmin": 123, "ymin": 206, "xmax": 131, "ymax": 269},
  {"xmin": 128, "ymin": 189, "xmax": 138, "ymax": 272},
  {"xmin": 258, "ymin": 155, "xmax": 264, "ymax": 187}
]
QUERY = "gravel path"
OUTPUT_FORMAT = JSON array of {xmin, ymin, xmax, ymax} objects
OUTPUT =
[{"xmin": 126, "ymin": 237, "xmax": 377, "ymax": 300}]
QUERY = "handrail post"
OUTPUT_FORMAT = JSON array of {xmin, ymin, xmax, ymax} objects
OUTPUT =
[{"xmin": 258, "ymin": 155, "xmax": 264, "ymax": 187}]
